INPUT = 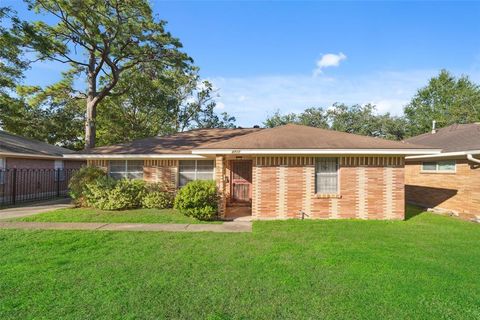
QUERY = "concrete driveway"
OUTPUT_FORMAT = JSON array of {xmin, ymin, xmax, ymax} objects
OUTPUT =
[{"xmin": 0, "ymin": 198, "xmax": 74, "ymax": 220}]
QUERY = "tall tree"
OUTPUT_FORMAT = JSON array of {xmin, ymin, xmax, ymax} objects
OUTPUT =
[
  {"xmin": 21, "ymin": 0, "xmax": 191, "ymax": 148},
  {"xmin": 263, "ymin": 103, "xmax": 406, "ymax": 140},
  {"xmin": 404, "ymin": 70, "xmax": 480, "ymax": 136}
]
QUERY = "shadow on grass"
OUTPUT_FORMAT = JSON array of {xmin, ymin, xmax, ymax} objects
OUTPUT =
[{"xmin": 405, "ymin": 204, "xmax": 426, "ymax": 220}]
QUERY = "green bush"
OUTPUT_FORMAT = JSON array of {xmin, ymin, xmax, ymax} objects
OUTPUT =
[
  {"xmin": 68, "ymin": 166, "xmax": 107, "ymax": 206},
  {"xmin": 142, "ymin": 191, "xmax": 175, "ymax": 209},
  {"xmin": 84, "ymin": 177, "xmax": 146, "ymax": 210},
  {"xmin": 174, "ymin": 180, "xmax": 218, "ymax": 220}
]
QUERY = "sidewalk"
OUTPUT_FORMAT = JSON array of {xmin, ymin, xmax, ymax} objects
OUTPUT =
[
  {"xmin": 0, "ymin": 221, "xmax": 252, "ymax": 233},
  {"xmin": 0, "ymin": 198, "xmax": 74, "ymax": 220}
]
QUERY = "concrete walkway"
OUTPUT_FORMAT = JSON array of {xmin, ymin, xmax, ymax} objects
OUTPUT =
[
  {"xmin": 0, "ymin": 198, "xmax": 74, "ymax": 220},
  {"xmin": 0, "ymin": 221, "xmax": 252, "ymax": 233}
]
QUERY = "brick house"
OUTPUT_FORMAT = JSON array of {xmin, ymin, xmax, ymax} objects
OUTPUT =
[
  {"xmin": 66, "ymin": 124, "xmax": 437, "ymax": 220},
  {"xmin": 0, "ymin": 130, "xmax": 84, "ymax": 205},
  {"xmin": 0, "ymin": 130, "xmax": 84, "ymax": 170},
  {"xmin": 405, "ymin": 123, "xmax": 480, "ymax": 221}
]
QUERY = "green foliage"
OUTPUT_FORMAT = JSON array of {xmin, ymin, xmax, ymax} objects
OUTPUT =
[
  {"xmin": 264, "ymin": 104, "xmax": 406, "ymax": 140},
  {"xmin": 84, "ymin": 177, "xmax": 146, "ymax": 210},
  {"xmin": 404, "ymin": 69, "xmax": 480, "ymax": 136},
  {"xmin": 141, "ymin": 183, "xmax": 175, "ymax": 209},
  {"xmin": 68, "ymin": 166, "xmax": 106, "ymax": 205},
  {"xmin": 174, "ymin": 180, "xmax": 218, "ymax": 220}
]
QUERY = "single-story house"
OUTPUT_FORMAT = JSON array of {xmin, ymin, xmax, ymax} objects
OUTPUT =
[
  {"xmin": 0, "ymin": 130, "xmax": 84, "ymax": 170},
  {"xmin": 65, "ymin": 124, "xmax": 438, "ymax": 220},
  {"xmin": 404, "ymin": 123, "xmax": 480, "ymax": 221},
  {"xmin": 0, "ymin": 130, "xmax": 85, "ymax": 205}
]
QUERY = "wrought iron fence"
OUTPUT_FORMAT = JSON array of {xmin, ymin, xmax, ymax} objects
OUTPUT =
[{"xmin": 0, "ymin": 168, "xmax": 78, "ymax": 207}]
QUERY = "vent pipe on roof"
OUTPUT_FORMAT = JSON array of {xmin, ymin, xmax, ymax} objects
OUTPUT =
[{"xmin": 431, "ymin": 120, "xmax": 436, "ymax": 134}]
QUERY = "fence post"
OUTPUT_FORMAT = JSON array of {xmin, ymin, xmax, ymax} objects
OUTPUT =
[
  {"xmin": 56, "ymin": 169, "xmax": 60, "ymax": 197},
  {"xmin": 12, "ymin": 168, "xmax": 17, "ymax": 205}
]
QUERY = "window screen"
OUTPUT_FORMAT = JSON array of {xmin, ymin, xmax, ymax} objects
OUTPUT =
[
  {"xmin": 422, "ymin": 160, "xmax": 455, "ymax": 172},
  {"xmin": 109, "ymin": 160, "xmax": 144, "ymax": 179},
  {"xmin": 315, "ymin": 158, "xmax": 339, "ymax": 194},
  {"xmin": 179, "ymin": 160, "xmax": 214, "ymax": 187}
]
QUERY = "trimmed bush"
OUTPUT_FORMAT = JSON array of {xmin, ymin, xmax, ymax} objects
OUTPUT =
[
  {"xmin": 68, "ymin": 166, "xmax": 107, "ymax": 206},
  {"xmin": 84, "ymin": 177, "xmax": 146, "ymax": 210},
  {"xmin": 141, "ymin": 183, "xmax": 175, "ymax": 209},
  {"xmin": 174, "ymin": 180, "xmax": 218, "ymax": 220}
]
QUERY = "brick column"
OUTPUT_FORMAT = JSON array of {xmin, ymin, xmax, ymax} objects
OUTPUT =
[{"xmin": 215, "ymin": 155, "xmax": 227, "ymax": 218}]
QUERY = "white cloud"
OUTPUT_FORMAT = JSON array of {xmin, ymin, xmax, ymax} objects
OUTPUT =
[
  {"xmin": 313, "ymin": 52, "xmax": 347, "ymax": 76},
  {"xmin": 210, "ymin": 69, "xmax": 453, "ymax": 127}
]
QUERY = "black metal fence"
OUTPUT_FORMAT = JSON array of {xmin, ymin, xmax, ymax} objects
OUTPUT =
[{"xmin": 0, "ymin": 168, "xmax": 78, "ymax": 207}]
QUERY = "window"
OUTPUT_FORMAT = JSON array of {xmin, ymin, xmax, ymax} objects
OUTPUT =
[
  {"xmin": 109, "ymin": 160, "xmax": 144, "ymax": 179},
  {"xmin": 179, "ymin": 160, "xmax": 214, "ymax": 187},
  {"xmin": 315, "ymin": 158, "xmax": 339, "ymax": 194},
  {"xmin": 0, "ymin": 158, "xmax": 4, "ymax": 185},
  {"xmin": 422, "ymin": 160, "xmax": 456, "ymax": 173},
  {"xmin": 54, "ymin": 160, "xmax": 65, "ymax": 181}
]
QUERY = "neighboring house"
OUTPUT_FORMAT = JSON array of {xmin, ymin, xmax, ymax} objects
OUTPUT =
[
  {"xmin": 0, "ymin": 130, "xmax": 84, "ymax": 205},
  {"xmin": 65, "ymin": 124, "xmax": 438, "ymax": 220},
  {"xmin": 404, "ymin": 123, "xmax": 480, "ymax": 221},
  {"xmin": 0, "ymin": 130, "xmax": 84, "ymax": 170}
]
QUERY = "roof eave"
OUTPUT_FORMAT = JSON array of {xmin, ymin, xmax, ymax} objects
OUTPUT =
[
  {"xmin": 406, "ymin": 149, "xmax": 480, "ymax": 160},
  {"xmin": 0, "ymin": 152, "xmax": 63, "ymax": 159},
  {"xmin": 192, "ymin": 148, "xmax": 442, "ymax": 155},
  {"xmin": 63, "ymin": 153, "xmax": 209, "ymax": 160}
]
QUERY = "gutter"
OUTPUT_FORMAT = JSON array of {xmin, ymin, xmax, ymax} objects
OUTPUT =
[
  {"xmin": 192, "ymin": 148, "xmax": 442, "ymax": 156},
  {"xmin": 406, "ymin": 150, "xmax": 480, "ymax": 161},
  {"xmin": 0, "ymin": 152, "xmax": 62, "ymax": 159},
  {"xmin": 62, "ymin": 154, "xmax": 209, "ymax": 160},
  {"xmin": 467, "ymin": 153, "xmax": 480, "ymax": 165}
]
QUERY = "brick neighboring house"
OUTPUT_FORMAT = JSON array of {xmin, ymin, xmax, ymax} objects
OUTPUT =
[
  {"xmin": 0, "ymin": 130, "xmax": 84, "ymax": 169},
  {"xmin": 66, "ymin": 124, "xmax": 438, "ymax": 220},
  {"xmin": 404, "ymin": 123, "xmax": 480, "ymax": 221},
  {"xmin": 0, "ymin": 130, "xmax": 85, "ymax": 205}
]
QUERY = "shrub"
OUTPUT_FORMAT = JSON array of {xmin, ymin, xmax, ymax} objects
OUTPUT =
[
  {"xmin": 68, "ymin": 166, "xmax": 107, "ymax": 206},
  {"xmin": 142, "ymin": 191, "xmax": 175, "ymax": 209},
  {"xmin": 84, "ymin": 177, "xmax": 146, "ymax": 210},
  {"xmin": 174, "ymin": 180, "xmax": 218, "ymax": 220}
]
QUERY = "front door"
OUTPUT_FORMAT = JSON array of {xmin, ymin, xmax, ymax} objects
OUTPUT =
[{"xmin": 230, "ymin": 160, "xmax": 252, "ymax": 204}]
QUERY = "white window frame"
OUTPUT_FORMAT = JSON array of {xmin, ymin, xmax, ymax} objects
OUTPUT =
[
  {"xmin": 0, "ymin": 158, "xmax": 5, "ymax": 185},
  {"xmin": 178, "ymin": 160, "xmax": 215, "ymax": 187},
  {"xmin": 109, "ymin": 160, "xmax": 144, "ymax": 179},
  {"xmin": 315, "ymin": 157, "xmax": 339, "ymax": 195},
  {"xmin": 421, "ymin": 160, "xmax": 456, "ymax": 173}
]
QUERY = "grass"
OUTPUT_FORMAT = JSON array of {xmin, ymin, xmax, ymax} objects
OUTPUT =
[
  {"xmin": 1, "ymin": 206, "xmax": 479, "ymax": 319},
  {"xmin": 15, "ymin": 207, "xmax": 222, "ymax": 224}
]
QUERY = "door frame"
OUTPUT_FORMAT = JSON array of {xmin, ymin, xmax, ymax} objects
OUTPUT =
[{"xmin": 229, "ymin": 159, "xmax": 253, "ymax": 205}]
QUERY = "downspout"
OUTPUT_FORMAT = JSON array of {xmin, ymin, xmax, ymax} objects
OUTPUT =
[{"xmin": 467, "ymin": 153, "xmax": 480, "ymax": 164}]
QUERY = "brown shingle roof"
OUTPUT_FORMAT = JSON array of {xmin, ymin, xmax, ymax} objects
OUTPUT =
[
  {"xmin": 81, "ymin": 128, "xmax": 262, "ymax": 154},
  {"xmin": 197, "ymin": 124, "xmax": 430, "ymax": 150},
  {"xmin": 405, "ymin": 123, "xmax": 480, "ymax": 152},
  {"xmin": 0, "ymin": 130, "xmax": 74, "ymax": 157}
]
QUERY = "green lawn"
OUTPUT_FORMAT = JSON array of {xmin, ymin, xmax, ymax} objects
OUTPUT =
[
  {"xmin": 15, "ymin": 207, "xmax": 222, "ymax": 224},
  {"xmin": 1, "ymin": 206, "xmax": 479, "ymax": 319}
]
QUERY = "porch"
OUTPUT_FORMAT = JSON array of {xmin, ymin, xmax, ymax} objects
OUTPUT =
[{"xmin": 216, "ymin": 156, "xmax": 253, "ymax": 221}]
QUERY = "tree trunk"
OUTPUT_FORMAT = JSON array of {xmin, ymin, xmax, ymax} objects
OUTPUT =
[
  {"xmin": 85, "ymin": 99, "xmax": 96, "ymax": 149},
  {"xmin": 85, "ymin": 53, "xmax": 97, "ymax": 149}
]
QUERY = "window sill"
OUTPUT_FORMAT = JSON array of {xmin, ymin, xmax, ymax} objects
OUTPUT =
[
  {"xmin": 314, "ymin": 194, "xmax": 342, "ymax": 199},
  {"xmin": 420, "ymin": 171, "xmax": 456, "ymax": 174}
]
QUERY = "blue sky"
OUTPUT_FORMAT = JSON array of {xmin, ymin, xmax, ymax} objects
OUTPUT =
[{"xmin": 6, "ymin": 1, "xmax": 480, "ymax": 126}]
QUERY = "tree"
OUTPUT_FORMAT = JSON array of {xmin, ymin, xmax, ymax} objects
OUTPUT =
[
  {"xmin": 404, "ymin": 70, "xmax": 480, "ymax": 136},
  {"xmin": 21, "ymin": 0, "xmax": 192, "ymax": 148},
  {"xmin": 97, "ymin": 65, "xmax": 236, "ymax": 145},
  {"xmin": 263, "ymin": 103, "xmax": 407, "ymax": 140}
]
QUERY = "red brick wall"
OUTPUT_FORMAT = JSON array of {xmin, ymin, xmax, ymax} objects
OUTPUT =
[
  {"xmin": 405, "ymin": 159, "xmax": 480, "ymax": 220},
  {"xmin": 252, "ymin": 156, "xmax": 405, "ymax": 220},
  {"xmin": 5, "ymin": 157, "xmax": 84, "ymax": 169}
]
